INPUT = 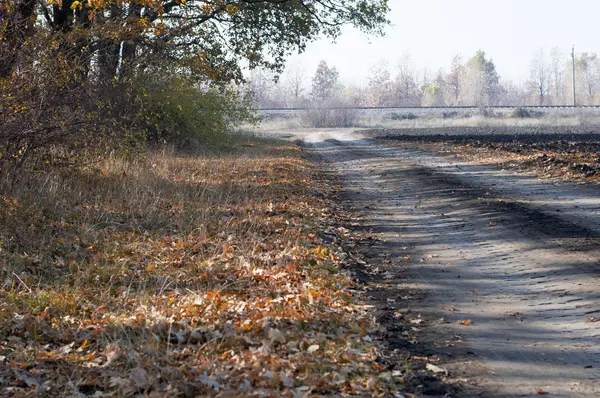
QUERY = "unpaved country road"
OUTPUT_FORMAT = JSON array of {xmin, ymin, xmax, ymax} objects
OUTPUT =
[{"xmin": 299, "ymin": 129, "xmax": 600, "ymax": 397}]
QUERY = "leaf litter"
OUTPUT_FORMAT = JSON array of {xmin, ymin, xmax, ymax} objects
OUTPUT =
[{"xmin": 0, "ymin": 141, "xmax": 406, "ymax": 396}]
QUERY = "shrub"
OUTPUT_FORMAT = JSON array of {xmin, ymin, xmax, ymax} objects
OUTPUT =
[
  {"xmin": 0, "ymin": 58, "xmax": 256, "ymax": 168},
  {"xmin": 0, "ymin": 44, "xmax": 143, "ymax": 167},
  {"xmin": 139, "ymin": 77, "xmax": 257, "ymax": 148},
  {"xmin": 390, "ymin": 112, "xmax": 418, "ymax": 121},
  {"xmin": 303, "ymin": 103, "xmax": 358, "ymax": 128}
]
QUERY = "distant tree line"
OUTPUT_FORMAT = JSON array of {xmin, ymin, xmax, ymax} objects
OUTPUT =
[{"xmin": 247, "ymin": 48, "xmax": 600, "ymax": 108}]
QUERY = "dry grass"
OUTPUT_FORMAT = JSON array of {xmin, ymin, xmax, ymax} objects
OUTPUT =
[
  {"xmin": 246, "ymin": 108, "xmax": 600, "ymax": 131},
  {"xmin": 0, "ymin": 141, "xmax": 399, "ymax": 396}
]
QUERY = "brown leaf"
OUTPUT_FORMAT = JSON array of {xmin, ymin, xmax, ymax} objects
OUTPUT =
[
  {"xmin": 267, "ymin": 328, "xmax": 285, "ymax": 344},
  {"xmin": 130, "ymin": 367, "xmax": 151, "ymax": 389}
]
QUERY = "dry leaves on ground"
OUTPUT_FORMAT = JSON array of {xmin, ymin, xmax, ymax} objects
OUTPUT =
[{"xmin": 0, "ymin": 141, "xmax": 402, "ymax": 396}]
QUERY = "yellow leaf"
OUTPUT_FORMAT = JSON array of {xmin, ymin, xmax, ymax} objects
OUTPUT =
[{"xmin": 70, "ymin": 1, "xmax": 80, "ymax": 9}]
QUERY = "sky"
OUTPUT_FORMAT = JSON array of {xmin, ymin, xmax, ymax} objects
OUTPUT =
[{"xmin": 286, "ymin": 0, "xmax": 600, "ymax": 86}]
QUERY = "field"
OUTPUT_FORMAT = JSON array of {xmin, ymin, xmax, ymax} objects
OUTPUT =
[
  {"xmin": 248, "ymin": 107, "xmax": 600, "ymax": 132},
  {"xmin": 365, "ymin": 125, "xmax": 600, "ymax": 182}
]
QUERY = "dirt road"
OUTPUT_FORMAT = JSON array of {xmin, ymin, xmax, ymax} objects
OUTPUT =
[{"xmin": 302, "ymin": 129, "xmax": 600, "ymax": 397}]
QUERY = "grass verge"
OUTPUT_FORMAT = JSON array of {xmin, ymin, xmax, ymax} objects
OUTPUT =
[{"xmin": 0, "ymin": 140, "xmax": 401, "ymax": 396}]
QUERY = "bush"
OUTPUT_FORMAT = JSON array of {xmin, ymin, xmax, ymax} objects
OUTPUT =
[
  {"xmin": 510, "ymin": 107, "xmax": 544, "ymax": 119},
  {"xmin": 477, "ymin": 107, "xmax": 500, "ymax": 118},
  {"xmin": 0, "ymin": 57, "xmax": 256, "ymax": 167},
  {"xmin": 390, "ymin": 112, "xmax": 418, "ymax": 121},
  {"xmin": 139, "ymin": 77, "xmax": 257, "ymax": 148},
  {"xmin": 0, "ymin": 49, "xmax": 143, "ymax": 167},
  {"xmin": 303, "ymin": 103, "xmax": 358, "ymax": 128},
  {"xmin": 511, "ymin": 107, "xmax": 531, "ymax": 118}
]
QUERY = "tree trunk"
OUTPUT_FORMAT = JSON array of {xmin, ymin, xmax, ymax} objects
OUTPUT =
[
  {"xmin": 119, "ymin": 3, "xmax": 143, "ymax": 81},
  {"xmin": 98, "ymin": 6, "xmax": 123, "ymax": 82},
  {"xmin": 0, "ymin": 0, "xmax": 37, "ymax": 78}
]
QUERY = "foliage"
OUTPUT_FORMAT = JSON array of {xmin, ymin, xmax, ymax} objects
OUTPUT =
[
  {"xmin": 0, "ymin": 0, "xmax": 391, "ymax": 162},
  {"xmin": 140, "ymin": 77, "xmax": 257, "ymax": 147},
  {"xmin": 303, "ymin": 106, "xmax": 358, "ymax": 128},
  {"xmin": 251, "ymin": 47, "xmax": 600, "ymax": 110},
  {"xmin": 311, "ymin": 61, "xmax": 342, "ymax": 103}
]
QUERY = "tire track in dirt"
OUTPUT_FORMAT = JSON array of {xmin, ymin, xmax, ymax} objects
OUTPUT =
[{"xmin": 304, "ymin": 130, "xmax": 600, "ymax": 397}]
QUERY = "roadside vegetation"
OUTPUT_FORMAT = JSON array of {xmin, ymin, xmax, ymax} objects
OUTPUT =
[{"xmin": 0, "ymin": 140, "xmax": 408, "ymax": 395}]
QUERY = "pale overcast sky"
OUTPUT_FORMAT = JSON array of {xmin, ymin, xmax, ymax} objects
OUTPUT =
[{"xmin": 286, "ymin": 0, "xmax": 600, "ymax": 86}]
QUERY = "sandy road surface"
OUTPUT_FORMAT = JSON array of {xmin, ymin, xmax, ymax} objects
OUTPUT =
[{"xmin": 299, "ymin": 129, "xmax": 600, "ymax": 397}]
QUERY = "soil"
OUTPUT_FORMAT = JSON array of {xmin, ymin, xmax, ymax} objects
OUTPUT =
[
  {"xmin": 298, "ymin": 128, "xmax": 600, "ymax": 397},
  {"xmin": 366, "ymin": 126, "xmax": 600, "ymax": 182}
]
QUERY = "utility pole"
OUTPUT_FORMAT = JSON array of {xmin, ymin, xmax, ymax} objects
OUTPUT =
[{"xmin": 572, "ymin": 46, "xmax": 577, "ymax": 107}]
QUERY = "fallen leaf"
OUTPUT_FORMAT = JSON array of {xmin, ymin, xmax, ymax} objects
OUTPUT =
[
  {"xmin": 198, "ymin": 374, "xmax": 221, "ymax": 391},
  {"xmin": 130, "ymin": 367, "xmax": 151, "ymax": 389},
  {"xmin": 426, "ymin": 363, "xmax": 448, "ymax": 376},
  {"xmin": 268, "ymin": 328, "xmax": 285, "ymax": 344},
  {"xmin": 457, "ymin": 319, "xmax": 472, "ymax": 326},
  {"xmin": 307, "ymin": 344, "xmax": 319, "ymax": 354},
  {"xmin": 56, "ymin": 342, "xmax": 75, "ymax": 355}
]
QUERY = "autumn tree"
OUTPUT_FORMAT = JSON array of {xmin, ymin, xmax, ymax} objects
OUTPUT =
[
  {"xmin": 529, "ymin": 49, "xmax": 550, "ymax": 105},
  {"xmin": 393, "ymin": 53, "xmax": 421, "ymax": 106},
  {"xmin": 549, "ymin": 47, "xmax": 566, "ymax": 105},
  {"xmin": 311, "ymin": 61, "xmax": 342, "ymax": 103},
  {"xmin": 284, "ymin": 63, "xmax": 308, "ymax": 107},
  {"xmin": 444, "ymin": 55, "xmax": 463, "ymax": 105},
  {"xmin": 576, "ymin": 53, "xmax": 600, "ymax": 104},
  {"xmin": 421, "ymin": 71, "xmax": 445, "ymax": 106},
  {"xmin": 1, "ymin": 0, "xmax": 391, "ymax": 159},
  {"xmin": 366, "ymin": 61, "xmax": 395, "ymax": 106},
  {"xmin": 0, "ymin": 0, "xmax": 37, "ymax": 78},
  {"xmin": 460, "ymin": 50, "xmax": 500, "ymax": 106}
]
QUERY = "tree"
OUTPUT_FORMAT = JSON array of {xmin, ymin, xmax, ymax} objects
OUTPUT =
[
  {"xmin": 284, "ymin": 63, "xmax": 308, "ymax": 107},
  {"xmin": 1, "ymin": 0, "xmax": 391, "ymax": 159},
  {"xmin": 444, "ymin": 55, "xmax": 463, "ymax": 105},
  {"xmin": 578, "ymin": 53, "xmax": 600, "ymax": 104},
  {"xmin": 0, "ymin": 0, "xmax": 37, "ymax": 78},
  {"xmin": 460, "ymin": 50, "xmax": 500, "ymax": 106},
  {"xmin": 549, "ymin": 47, "xmax": 566, "ymax": 105},
  {"xmin": 366, "ymin": 61, "xmax": 394, "ymax": 106},
  {"xmin": 529, "ymin": 49, "xmax": 550, "ymax": 105},
  {"xmin": 422, "ymin": 71, "xmax": 445, "ymax": 106},
  {"xmin": 393, "ymin": 53, "xmax": 420, "ymax": 106},
  {"xmin": 3, "ymin": 0, "xmax": 391, "ymax": 82},
  {"xmin": 311, "ymin": 61, "xmax": 342, "ymax": 103}
]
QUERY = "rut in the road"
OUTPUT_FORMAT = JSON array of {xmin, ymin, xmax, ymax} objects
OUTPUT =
[{"xmin": 308, "ymin": 132, "xmax": 600, "ymax": 397}]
